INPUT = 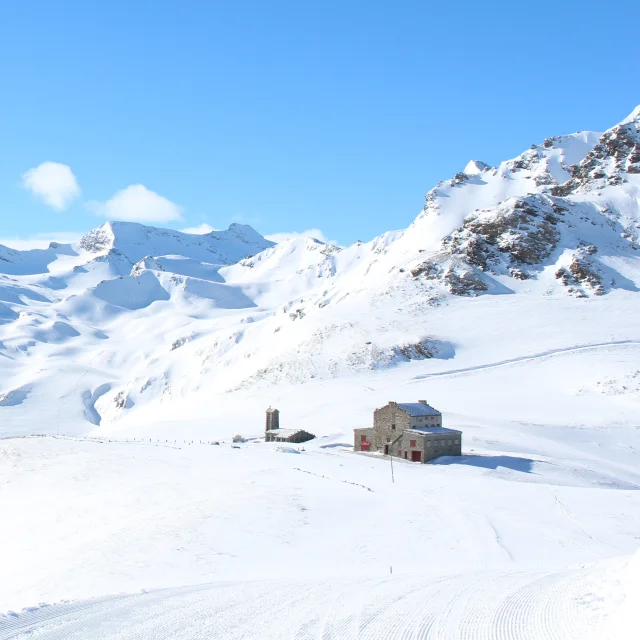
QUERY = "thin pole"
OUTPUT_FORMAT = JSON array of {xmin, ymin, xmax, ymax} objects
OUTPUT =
[{"xmin": 388, "ymin": 433, "xmax": 403, "ymax": 484}]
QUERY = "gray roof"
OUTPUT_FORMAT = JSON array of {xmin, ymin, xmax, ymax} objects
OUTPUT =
[
  {"xmin": 266, "ymin": 429, "xmax": 311, "ymax": 436},
  {"xmin": 406, "ymin": 426, "xmax": 461, "ymax": 436},
  {"xmin": 396, "ymin": 402, "xmax": 441, "ymax": 417}
]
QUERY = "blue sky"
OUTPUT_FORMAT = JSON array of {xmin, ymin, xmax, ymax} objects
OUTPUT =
[{"xmin": 0, "ymin": 0, "xmax": 638, "ymax": 248}]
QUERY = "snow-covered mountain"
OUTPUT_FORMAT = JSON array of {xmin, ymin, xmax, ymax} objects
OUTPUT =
[
  {"xmin": 3, "ymin": 109, "xmax": 640, "ymax": 636},
  {"xmin": 1, "ymin": 107, "xmax": 640, "ymax": 433}
]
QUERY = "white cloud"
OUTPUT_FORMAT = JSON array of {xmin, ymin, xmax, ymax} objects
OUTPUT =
[
  {"xmin": 0, "ymin": 231, "xmax": 82, "ymax": 250},
  {"xmin": 265, "ymin": 228, "xmax": 339, "ymax": 245},
  {"xmin": 89, "ymin": 184, "xmax": 183, "ymax": 223},
  {"xmin": 181, "ymin": 223, "xmax": 218, "ymax": 235},
  {"xmin": 21, "ymin": 162, "xmax": 81, "ymax": 211}
]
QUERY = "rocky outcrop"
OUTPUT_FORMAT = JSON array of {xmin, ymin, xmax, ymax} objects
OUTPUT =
[
  {"xmin": 79, "ymin": 224, "xmax": 115, "ymax": 253},
  {"xmin": 555, "ymin": 248, "xmax": 605, "ymax": 296},
  {"xmin": 411, "ymin": 257, "xmax": 489, "ymax": 296},
  {"xmin": 443, "ymin": 195, "xmax": 561, "ymax": 274},
  {"xmin": 553, "ymin": 118, "xmax": 640, "ymax": 196}
]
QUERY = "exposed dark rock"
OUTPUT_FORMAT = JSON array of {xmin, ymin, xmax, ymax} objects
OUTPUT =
[
  {"xmin": 411, "ymin": 261, "xmax": 440, "ymax": 279},
  {"xmin": 443, "ymin": 265, "xmax": 488, "ymax": 295},
  {"xmin": 443, "ymin": 195, "xmax": 560, "ymax": 273},
  {"xmin": 553, "ymin": 120, "xmax": 640, "ymax": 196},
  {"xmin": 509, "ymin": 268, "xmax": 530, "ymax": 280},
  {"xmin": 555, "ymin": 250, "xmax": 605, "ymax": 296}
]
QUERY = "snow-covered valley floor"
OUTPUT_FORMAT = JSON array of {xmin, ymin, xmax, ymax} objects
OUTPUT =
[{"xmin": 2, "ymin": 340, "xmax": 640, "ymax": 638}]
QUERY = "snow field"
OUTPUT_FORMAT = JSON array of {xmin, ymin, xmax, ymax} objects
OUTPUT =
[
  {"xmin": 1, "ymin": 409, "xmax": 639, "ymax": 613},
  {"xmin": 0, "ymin": 560, "xmax": 629, "ymax": 639}
]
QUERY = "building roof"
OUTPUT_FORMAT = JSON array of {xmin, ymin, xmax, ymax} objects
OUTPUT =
[
  {"xmin": 406, "ymin": 426, "xmax": 461, "ymax": 436},
  {"xmin": 266, "ymin": 429, "xmax": 310, "ymax": 437},
  {"xmin": 396, "ymin": 402, "xmax": 441, "ymax": 416}
]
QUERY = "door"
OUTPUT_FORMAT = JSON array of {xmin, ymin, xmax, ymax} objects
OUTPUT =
[
  {"xmin": 411, "ymin": 450, "xmax": 422, "ymax": 463},
  {"xmin": 384, "ymin": 445, "xmax": 389, "ymax": 455}
]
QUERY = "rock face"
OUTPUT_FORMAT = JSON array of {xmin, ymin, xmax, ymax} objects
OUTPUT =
[
  {"xmin": 554, "ymin": 118, "xmax": 640, "ymax": 195},
  {"xmin": 443, "ymin": 196, "xmax": 561, "ymax": 273},
  {"xmin": 555, "ymin": 247, "xmax": 605, "ymax": 297},
  {"xmin": 407, "ymin": 106, "xmax": 640, "ymax": 297}
]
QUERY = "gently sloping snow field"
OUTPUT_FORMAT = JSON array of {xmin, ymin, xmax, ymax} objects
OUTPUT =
[
  {"xmin": 1, "ymin": 341, "xmax": 640, "ymax": 637},
  {"xmin": 0, "ymin": 558, "xmax": 631, "ymax": 640}
]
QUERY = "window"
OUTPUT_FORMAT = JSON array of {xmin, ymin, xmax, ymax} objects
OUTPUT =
[
  {"xmin": 410, "ymin": 439, "xmax": 416, "ymax": 447},
  {"xmin": 454, "ymin": 439, "xmax": 459, "ymax": 444},
  {"xmin": 426, "ymin": 441, "xmax": 432, "ymax": 447},
  {"xmin": 360, "ymin": 435, "xmax": 368, "ymax": 443},
  {"xmin": 391, "ymin": 424, "xmax": 396, "ymax": 430}
]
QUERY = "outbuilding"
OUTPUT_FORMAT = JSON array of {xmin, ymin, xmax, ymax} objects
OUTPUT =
[{"xmin": 264, "ymin": 407, "xmax": 315, "ymax": 444}]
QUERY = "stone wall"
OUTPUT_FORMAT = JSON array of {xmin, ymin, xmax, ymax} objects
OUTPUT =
[
  {"xmin": 354, "ymin": 427, "xmax": 374, "ymax": 451},
  {"xmin": 394, "ymin": 431, "xmax": 462, "ymax": 463},
  {"xmin": 373, "ymin": 402, "xmax": 410, "ymax": 452},
  {"xmin": 423, "ymin": 433, "xmax": 461, "ymax": 462}
]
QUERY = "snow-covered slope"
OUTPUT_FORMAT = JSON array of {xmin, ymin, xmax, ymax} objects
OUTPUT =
[
  {"xmin": 0, "ymin": 108, "xmax": 639, "ymax": 431},
  {"xmin": 1, "ymin": 555, "xmax": 634, "ymax": 639}
]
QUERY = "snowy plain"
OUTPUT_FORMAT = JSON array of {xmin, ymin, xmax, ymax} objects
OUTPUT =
[{"xmin": 2, "ymin": 108, "xmax": 640, "ymax": 637}]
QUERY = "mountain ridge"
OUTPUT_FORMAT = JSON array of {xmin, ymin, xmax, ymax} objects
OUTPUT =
[{"xmin": 1, "ymin": 106, "xmax": 640, "ymax": 432}]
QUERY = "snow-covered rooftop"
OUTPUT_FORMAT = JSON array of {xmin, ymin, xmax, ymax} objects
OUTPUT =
[
  {"xmin": 407, "ymin": 426, "xmax": 461, "ymax": 436},
  {"xmin": 266, "ymin": 428, "xmax": 305, "ymax": 437},
  {"xmin": 397, "ymin": 402, "xmax": 441, "ymax": 416}
]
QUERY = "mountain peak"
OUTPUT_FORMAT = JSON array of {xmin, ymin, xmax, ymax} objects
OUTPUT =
[
  {"xmin": 76, "ymin": 220, "xmax": 274, "ymax": 266},
  {"xmin": 621, "ymin": 104, "xmax": 640, "ymax": 125},
  {"xmin": 463, "ymin": 160, "xmax": 491, "ymax": 175}
]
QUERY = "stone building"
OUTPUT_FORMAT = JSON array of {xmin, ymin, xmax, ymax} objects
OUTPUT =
[
  {"xmin": 354, "ymin": 400, "xmax": 461, "ymax": 463},
  {"xmin": 264, "ymin": 407, "xmax": 315, "ymax": 444},
  {"xmin": 265, "ymin": 407, "xmax": 280, "ymax": 431}
]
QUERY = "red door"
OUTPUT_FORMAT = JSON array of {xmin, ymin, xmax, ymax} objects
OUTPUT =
[{"xmin": 411, "ymin": 451, "xmax": 422, "ymax": 463}]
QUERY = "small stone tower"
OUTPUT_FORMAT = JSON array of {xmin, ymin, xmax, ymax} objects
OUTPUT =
[{"xmin": 265, "ymin": 407, "xmax": 280, "ymax": 434}]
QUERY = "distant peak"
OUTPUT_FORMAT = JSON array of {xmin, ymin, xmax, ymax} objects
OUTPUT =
[
  {"xmin": 78, "ymin": 222, "xmax": 117, "ymax": 253},
  {"xmin": 227, "ymin": 223, "xmax": 255, "ymax": 231},
  {"xmin": 463, "ymin": 160, "xmax": 491, "ymax": 175},
  {"xmin": 223, "ymin": 223, "xmax": 274, "ymax": 246}
]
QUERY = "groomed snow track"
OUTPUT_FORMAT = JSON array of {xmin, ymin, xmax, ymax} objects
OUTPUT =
[
  {"xmin": 0, "ymin": 563, "xmax": 619, "ymax": 640},
  {"xmin": 411, "ymin": 339, "xmax": 640, "ymax": 382}
]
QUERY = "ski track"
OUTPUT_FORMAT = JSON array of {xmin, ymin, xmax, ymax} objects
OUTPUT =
[
  {"xmin": 410, "ymin": 339, "xmax": 640, "ymax": 382},
  {"xmin": 0, "ymin": 566, "xmax": 614, "ymax": 640}
]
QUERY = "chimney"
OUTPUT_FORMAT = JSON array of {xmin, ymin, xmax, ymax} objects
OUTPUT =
[{"xmin": 418, "ymin": 400, "xmax": 427, "ymax": 405}]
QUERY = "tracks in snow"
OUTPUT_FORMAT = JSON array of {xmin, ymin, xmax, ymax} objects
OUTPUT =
[
  {"xmin": 410, "ymin": 339, "xmax": 640, "ymax": 382},
  {"xmin": 0, "ymin": 564, "xmax": 619, "ymax": 639}
]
